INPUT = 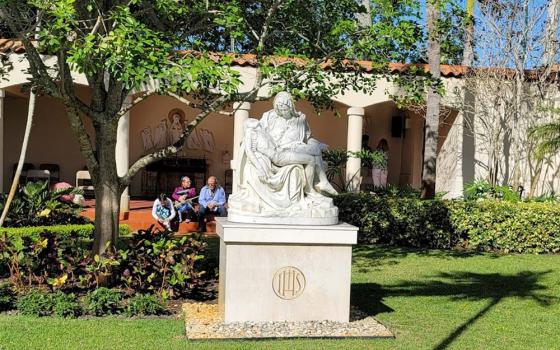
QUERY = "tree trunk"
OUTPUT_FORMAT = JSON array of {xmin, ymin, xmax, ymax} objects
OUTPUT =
[
  {"xmin": 91, "ymin": 121, "xmax": 123, "ymax": 256},
  {"xmin": 356, "ymin": 0, "xmax": 371, "ymax": 28},
  {"xmin": 0, "ymin": 91, "xmax": 37, "ymax": 227},
  {"xmin": 543, "ymin": 0, "xmax": 559, "ymax": 67},
  {"xmin": 461, "ymin": 0, "xmax": 476, "ymax": 189},
  {"xmin": 421, "ymin": 0, "xmax": 442, "ymax": 199},
  {"xmin": 462, "ymin": 0, "xmax": 475, "ymax": 67}
]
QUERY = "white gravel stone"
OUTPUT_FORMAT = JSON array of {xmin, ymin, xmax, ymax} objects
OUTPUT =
[{"xmin": 184, "ymin": 303, "xmax": 394, "ymax": 340}]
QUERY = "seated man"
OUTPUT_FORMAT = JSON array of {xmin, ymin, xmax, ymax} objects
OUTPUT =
[{"xmin": 198, "ymin": 176, "xmax": 226, "ymax": 232}]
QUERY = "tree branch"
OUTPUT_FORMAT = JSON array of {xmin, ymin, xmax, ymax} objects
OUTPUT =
[
  {"xmin": 56, "ymin": 48, "xmax": 106, "ymax": 120},
  {"xmin": 56, "ymin": 50, "xmax": 99, "ymax": 171},
  {"xmin": 86, "ymin": 70, "xmax": 107, "ymax": 113},
  {"xmin": 0, "ymin": 8, "xmax": 61, "ymax": 97},
  {"xmin": 106, "ymin": 75, "xmax": 125, "ymax": 117},
  {"xmin": 121, "ymin": 94, "xmax": 231, "ymax": 186},
  {"xmin": 116, "ymin": 89, "xmax": 158, "ymax": 118},
  {"xmin": 256, "ymin": 0, "xmax": 283, "ymax": 53},
  {"xmin": 243, "ymin": 17, "xmax": 260, "ymax": 41}
]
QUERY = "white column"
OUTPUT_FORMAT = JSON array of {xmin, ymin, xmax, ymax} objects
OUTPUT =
[
  {"xmin": 0, "ymin": 89, "xmax": 4, "ymax": 192},
  {"xmin": 116, "ymin": 96, "xmax": 131, "ymax": 213},
  {"xmin": 231, "ymin": 101, "xmax": 251, "ymax": 194},
  {"xmin": 346, "ymin": 107, "xmax": 364, "ymax": 192}
]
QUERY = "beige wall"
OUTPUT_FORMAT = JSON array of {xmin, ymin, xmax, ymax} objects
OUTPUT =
[
  {"xmin": 364, "ymin": 102, "xmax": 402, "ymax": 185},
  {"xmin": 400, "ymin": 111, "xmax": 425, "ymax": 188},
  {"xmin": 0, "ymin": 79, "xmax": 456, "ymax": 198},
  {"xmin": 3, "ymin": 91, "xmax": 425, "ymax": 195},
  {"xmin": 129, "ymin": 95, "xmax": 234, "ymax": 195},
  {"xmin": 3, "ymin": 94, "xmax": 91, "ymax": 192},
  {"xmin": 361, "ymin": 102, "xmax": 425, "ymax": 188},
  {"xmin": 127, "ymin": 96, "xmax": 350, "ymax": 196}
]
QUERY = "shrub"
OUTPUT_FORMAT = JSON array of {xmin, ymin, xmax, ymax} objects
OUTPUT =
[
  {"xmin": 83, "ymin": 288, "xmax": 123, "ymax": 316},
  {"xmin": 335, "ymin": 193, "xmax": 459, "ymax": 249},
  {"xmin": 118, "ymin": 228, "xmax": 212, "ymax": 299},
  {"xmin": 528, "ymin": 192, "xmax": 559, "ymax": 203},
  {"xmin": 0, "ymin": 224, "xmax": 130, "ymax": 280},
  {"xmin": 451, "ymin": 201, "xmax": 560, "ymax": 254},
  {"xmin": 16, "ymin": 289, "xmax": 82, "ymax": 318},
  {"xmin": 0, "ymin": 283, "xmax": 15, "ymax": 311},
  {"xmin": 335, "ymin": 193, "xmax": 560, "ymax": 253},
  {"xmin": 351, "ymin": 149, "xmax": 388, "ymax": 169},
  {"xmin": 0, "ymin": 181, "xmax": 88, "ymax": 228},
  {"xmin": 125, "ymin": 294, "xmax": 167, "ymax": 316},
  {"xmin": 50, "ymin": 291, "xmax": 81, "ymax": 318},
  {"xmin": 0, "ymin": 230, "xmax": 91, "ymax": 290},
  {"xmin": 0, "ymin": 225, "xmax": 128, "ymax": 290},
  {"xmin": 1, "ymin": 224, "xmax": 130, "ymax": 240},
  {"xmin": 16, "ymin": 288, "xmax": 52, "ymax": 316},
  {"xmin": 464, "ymin": 179, "xmax": 520, "ymax": 202},
  {"xmin": 363, "ymin": 184, "xmax": 422, "ymax": 198},
  {"xmin": 322, "ymin": 149, "xmax": 349, "ymax": 192},
  {"xmin": 0, "ymin": 225, "xmax": 213, "ymax": 299}
]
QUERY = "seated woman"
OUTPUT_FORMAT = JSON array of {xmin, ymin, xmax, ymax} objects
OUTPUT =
[
  {"xmin": 151, "ymin": 193, "xmax": 176, "ymax": 230},
  {"xmin": 172, "ymin": 176, "xmax": 198, "ymax": 222}
]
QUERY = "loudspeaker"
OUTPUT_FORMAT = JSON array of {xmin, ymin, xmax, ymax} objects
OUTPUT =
[{"xmin": 391, "ymin": 116, "xmax": 404, "ymax": 138}]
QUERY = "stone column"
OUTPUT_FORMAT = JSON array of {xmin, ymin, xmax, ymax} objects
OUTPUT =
[
  {"xmin": 0, "ymin": 90, "xmax": 4, "ymax": 192},
  {"xmin": 345, "ymin": 107, "xmax": 364, "ymax": 192},
  {"xmin": 231, "ymin": 101, "xmax": 251, "ymax": 194},
  {"xmin": 116, "ymin": 96, "xmax": 131, "ymax": 213}
]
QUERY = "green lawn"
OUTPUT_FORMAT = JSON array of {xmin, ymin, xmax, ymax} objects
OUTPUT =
[{"xmin": 1, "ymin": 246, "xmax": 559, "ymax": 350}]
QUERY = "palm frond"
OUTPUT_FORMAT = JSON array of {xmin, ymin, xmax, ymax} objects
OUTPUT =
[{"xmin": 529, "ymin": 122, "xmax": 560, "ymax": 159}]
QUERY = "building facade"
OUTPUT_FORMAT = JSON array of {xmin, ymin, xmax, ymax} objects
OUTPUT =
[{"xmin": 1, "ymin": 39, "xmax": 558, "ymax": 200}]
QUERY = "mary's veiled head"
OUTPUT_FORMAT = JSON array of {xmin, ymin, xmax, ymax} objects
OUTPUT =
[{"xmin": 273, "ymin": 91, "xmax": 297, "ymax": 120}]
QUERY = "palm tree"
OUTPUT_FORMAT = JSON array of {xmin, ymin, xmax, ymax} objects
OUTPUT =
[
  {"xmin": 462, "ymin": 0, "xmax": 475, "ymax": 66},
  {"xmin": 530, "ymin": 121, "xmax": 560, "ymax": 160},
  {"xmin": 461, "ymin": 0, "xmax": 476, "ymax": 187},
  {"xmin": 421, "ymin": 0, "xmax": 442, "ymax": 199}
]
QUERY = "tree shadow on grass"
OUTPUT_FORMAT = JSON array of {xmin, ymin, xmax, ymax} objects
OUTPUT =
[
  {"xmin": 354, "ymin": 245, "xmax": 501, "ymax": 262},
  {"xmin": 352, "ymin": 245, "xmax": 501, "ymax": 272},
  {"xmin": 352, "ymin": 270, "xmax": 557, "ymax": 349}
]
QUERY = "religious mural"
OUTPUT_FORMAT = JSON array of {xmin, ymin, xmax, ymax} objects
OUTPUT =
[{"xmin": 140, "ymin": 108, "xmax": 216, "ymax": 154}]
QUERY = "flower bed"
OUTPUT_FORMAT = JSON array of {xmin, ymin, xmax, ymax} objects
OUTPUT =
[{"xmin": 0, "ymin": 226, "xmax": 216, "ymax": 317}]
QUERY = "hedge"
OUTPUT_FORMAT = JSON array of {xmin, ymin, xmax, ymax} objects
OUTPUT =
[
  {"xmin": 1, "ymin": 224, "xmax": 131, "ymax": 240},
  {"xmin": 335, "ymin": 193, "xmax": 560, "ymax": 254},
  {"xmin": 451, "ymin": 201, "xmax": 560, "ymax": 253}
]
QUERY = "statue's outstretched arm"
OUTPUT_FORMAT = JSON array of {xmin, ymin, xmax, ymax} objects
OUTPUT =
[{"xmin": 244, "ymin": 131, "xmax": 270, "ymax": 180}]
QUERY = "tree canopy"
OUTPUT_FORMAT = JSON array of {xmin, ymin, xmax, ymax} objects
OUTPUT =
[{"xmin": 0, "ymin": 0, "xmax": 438, "ymax": 253}]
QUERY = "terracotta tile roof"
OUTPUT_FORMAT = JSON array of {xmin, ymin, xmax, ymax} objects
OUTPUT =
[
  {"xmin": 1, "ymin": 38, "xmax": 557, "ymax": 80},
  {"xmin": 178, "ymin": 49, "xmax": 469, "ymax": 77},
  {"xmin": 1, "ymin": 38, "xmax": 469, "ymax": 78},
  {"xmin": 0, "ymin": 38, "xmax": 27, "ymax": 54}
]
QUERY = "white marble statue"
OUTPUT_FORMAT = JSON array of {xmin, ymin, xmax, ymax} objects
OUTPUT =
[{"xmin": 228, "ymin": 91, "xmax": 338, "ymax": 225}]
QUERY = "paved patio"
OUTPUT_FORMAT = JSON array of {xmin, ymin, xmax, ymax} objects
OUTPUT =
[{"xmin": 80, "ymin": 199, "xmax": 216, "ymax": 234}]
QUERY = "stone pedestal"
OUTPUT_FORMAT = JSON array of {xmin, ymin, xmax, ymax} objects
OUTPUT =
[{"xmin": 216, "ymin": 217, "xmax": 357, "ymax": 323}]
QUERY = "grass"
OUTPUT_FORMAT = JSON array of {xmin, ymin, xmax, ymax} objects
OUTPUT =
[{"xmin": 1, "ymin": 245, "xmax": 559, "ymax": 350}]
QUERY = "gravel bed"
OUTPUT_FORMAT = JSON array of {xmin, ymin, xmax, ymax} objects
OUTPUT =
[{"xmin": 184, "ymin": 302, "xmax": 394, "ymax": 340}]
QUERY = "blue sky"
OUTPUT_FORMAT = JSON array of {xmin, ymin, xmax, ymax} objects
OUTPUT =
[{"xmin": 414, "ymin": 0, "xmax": 558, "ymax": 68}]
